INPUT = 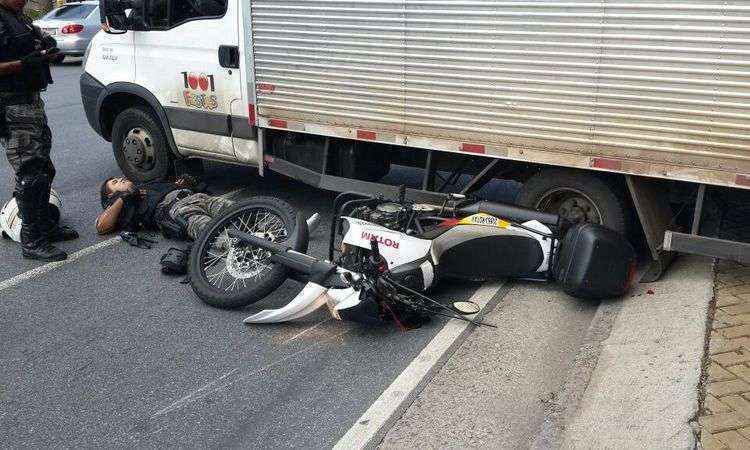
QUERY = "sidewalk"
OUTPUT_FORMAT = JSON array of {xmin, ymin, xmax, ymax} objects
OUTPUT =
[
  {"xmin": 379, "ymin": 255, "xmax": 714, "ymax": 449},
  {"xmin": 698, "ymin": 261, "xmax": 750, "ymax": 449}
]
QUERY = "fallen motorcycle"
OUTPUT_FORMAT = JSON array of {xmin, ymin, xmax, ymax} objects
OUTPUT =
[{"xmin": 188, "ymin": 190, "xmax": 637, "ymax": 327}]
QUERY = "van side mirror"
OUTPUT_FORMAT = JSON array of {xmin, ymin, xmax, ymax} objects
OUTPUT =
[{"xmin": 100, "ymin": 0, "xmax": 146, "ymax": 33}]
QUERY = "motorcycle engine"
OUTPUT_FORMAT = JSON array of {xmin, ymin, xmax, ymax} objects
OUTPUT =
[{"xmin": 351, "ymin": 202, "xmax": 408, "ymax": 231}]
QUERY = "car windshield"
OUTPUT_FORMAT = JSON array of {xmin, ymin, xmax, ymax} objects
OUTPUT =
[{"xmin": 43, "ymin": 4, "xmax": 97, "ymax": 20}]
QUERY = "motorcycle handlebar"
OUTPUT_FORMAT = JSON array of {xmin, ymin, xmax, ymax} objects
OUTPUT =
[{"xmin": 226, "ymin": 229, "xmax": 337, "ymax": 282}]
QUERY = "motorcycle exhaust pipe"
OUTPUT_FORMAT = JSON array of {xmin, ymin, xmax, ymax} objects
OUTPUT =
[{"xmin": 459, "ymin": 201, "xmax": 561, "ymax": 228}]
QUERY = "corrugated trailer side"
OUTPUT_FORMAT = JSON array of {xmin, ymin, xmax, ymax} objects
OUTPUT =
[{"xmin": 250, "ymin": 0, "xmax": 750, "ymax": 190}]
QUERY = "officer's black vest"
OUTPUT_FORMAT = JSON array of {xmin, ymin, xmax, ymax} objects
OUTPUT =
[{"xmin": 0, "ymin": 7, "xmax": 51, "ymax": 93}]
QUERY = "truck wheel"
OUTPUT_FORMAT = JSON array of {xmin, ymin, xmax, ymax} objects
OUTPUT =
[
  {"xmin": 517, "ymin": 168, "xmax": 627, "ymax": 235},
  {"xmin": 111, "ymin": 106, "xmax": 173, "ymax": 182}
]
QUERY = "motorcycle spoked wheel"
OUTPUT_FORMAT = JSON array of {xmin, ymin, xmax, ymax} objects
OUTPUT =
[{"xmin": 189, "ymin": 197, "xmax": 309, "ymax": 309}]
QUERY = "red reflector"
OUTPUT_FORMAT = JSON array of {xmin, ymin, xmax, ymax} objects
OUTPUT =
[
  {"xmin": 264, "ymin": 155, "xmax": 275, "ymax": 163},
  {"xmin": 736, "ymin": 174, "xmax": 750, "ymax": 187},
  {"xmin": 269, "ymin": 119, "xmax": 287, "ymax": 128},
  {"xmin": 357, "ymin": 130, "xmax": 377, "ymax": 140},
  {"xmin": 440, "ymin": 218, "xmax": 460, "ymax": 228},
  {"xmin": 592, "ymin": 157, "xmax": 622, "ymax": 171},
  {"xmin": 461, "ymin": 143, "xmax": 485, "ymax": 154},
  {"xmin": 624, "ymin": 260, "xmax": 637, "ymax": 292},
  {"xmin": 248, "ymin": 104, "xmax": 256, "ymax": 125},
  {"xmin": 257, "ymin": 83, "xmax": 275, "ymax": 93},
  {"xmin": 62, "ymin": 24, "xmax": 84, "ymax": 34}
]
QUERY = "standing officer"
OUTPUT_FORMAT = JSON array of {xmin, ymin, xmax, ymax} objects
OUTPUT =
[{"xmin": 0, "ymin": 0, "xmax": 78, "ymax": 261}]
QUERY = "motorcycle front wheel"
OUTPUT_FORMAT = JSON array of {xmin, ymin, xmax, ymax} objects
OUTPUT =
[{"xmin": 189, "ymin": 197, "xmax": 309, "ymax": 309}]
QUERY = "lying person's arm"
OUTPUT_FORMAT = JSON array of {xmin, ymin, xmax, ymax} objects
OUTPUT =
[{"xmin": 96, "ymin": 198, "xmax": 125, "ymax": 235}]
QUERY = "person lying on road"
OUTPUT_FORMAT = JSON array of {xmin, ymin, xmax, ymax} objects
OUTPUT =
[{"xmin": 97, "ymin": 175, "xmax": 232, "ymax": 241}]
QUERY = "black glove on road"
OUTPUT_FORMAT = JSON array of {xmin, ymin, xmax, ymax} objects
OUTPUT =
[{"xmin": 120, "ymin": 231, "xmax": 159, "ymax": 249}]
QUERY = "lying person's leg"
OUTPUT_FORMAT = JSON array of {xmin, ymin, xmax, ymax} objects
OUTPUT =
[
  {"xmin": 169, "ymin": 193, "xmax": 232, "ymax": 241},
  {"xmin": 205, "ymin": 194, "xmax": 233, "ymax": 218}
]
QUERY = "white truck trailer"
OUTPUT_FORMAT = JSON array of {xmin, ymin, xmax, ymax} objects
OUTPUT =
[{"xmin": 82, "ymin": 0, "xmax": 750, "ymax": 279}]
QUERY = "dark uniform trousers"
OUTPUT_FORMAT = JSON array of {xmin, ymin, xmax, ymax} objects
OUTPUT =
[
  {"xmin": 0, "ymin": 6, "xmax": 72, "ymax": 259},
  {"xmin": 0, "ymin": 93, "xmax": 55, "ymax": 185}
]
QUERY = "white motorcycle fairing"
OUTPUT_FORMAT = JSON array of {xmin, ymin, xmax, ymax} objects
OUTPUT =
[
  {"xmin": 341, "ymin": 217, "xmax": 432, "ymax": 270},
  {"xmin": 243, "ymin": 216, "xmax": 555, "ymax": 324},
  {"xmin": 243, "ymin": 283, "xmax": 329, "ymax": 324},
  {"xmin": 243, "ymin": 272, "xmax": 363, "ymax": 324}
]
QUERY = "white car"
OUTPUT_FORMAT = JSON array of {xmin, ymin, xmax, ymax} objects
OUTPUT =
[{"xmin": 34, "ymin": 1, "xmax": 100, "ymax": 60}]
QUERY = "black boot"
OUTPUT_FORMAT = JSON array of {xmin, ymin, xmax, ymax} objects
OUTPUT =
[
  {"xmin": 42, "ymin": 203, "xmax": 79, "ymax": 243},
  {"xmin": 16, "ymin": 175, "xmax": 67, "ymax": 262},
  {"xmin": 40, "ymin": 179, "xmax": 79, "ymax": 243},
  {"xmin": 46, "ymin": 223, "xmax": 79, "ymax": 243}
]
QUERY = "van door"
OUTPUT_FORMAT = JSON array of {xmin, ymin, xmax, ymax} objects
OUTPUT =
[{"xmin": 133, "ymin": 0, "xmax": 242, "ymax": 160}]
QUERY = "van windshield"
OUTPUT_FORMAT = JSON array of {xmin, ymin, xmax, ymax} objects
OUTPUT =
[{"xmin": 43, "ymin": 4, "xmax": 97, "ymax": 20}]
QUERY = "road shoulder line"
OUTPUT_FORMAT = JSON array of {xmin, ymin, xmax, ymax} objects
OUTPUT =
[
  {"xmin": 333, "ymin": 281, "xmax": 509, "ymax": 450},
  {"xmin": 0, "ymin": 237, "xmax": 121, "ymax": 293},
  {"xmin": 0, "ymin": 187, "xmax": 241, "ymax": 293}
]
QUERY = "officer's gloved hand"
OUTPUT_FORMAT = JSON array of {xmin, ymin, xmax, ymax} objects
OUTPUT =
[
  {"xmin": 20, "ymin": 51, "xmax": 47, "ymax": 70},
  {"xmin": 47, "ymin": 47, "xmax": 65, "ymax": 64},
  {"xmin": 41, "ymin": 35, "xmax": 57, "ymax": 50},
  {"xmin": 20, "ymin": 49, "xmax": 59, "ymax": 70}
]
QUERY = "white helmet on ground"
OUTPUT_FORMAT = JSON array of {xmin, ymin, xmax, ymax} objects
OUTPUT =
[{"xmin": 1, "ymin": 189, "xmax": 62, "ymax": 243}]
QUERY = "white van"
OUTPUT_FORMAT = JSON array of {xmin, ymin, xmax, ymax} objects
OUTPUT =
[{"xmin": 82, "ymin": 0, "xmax": 750, "ymax": 273}]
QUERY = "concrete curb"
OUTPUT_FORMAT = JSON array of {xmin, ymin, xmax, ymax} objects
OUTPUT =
[
  {"xmin": 531, "ymin": 299, "xmax": 624, "ymax": 449},
  {"xmin": 559, "ymin": 255, "xmax": 714, "ymax": 449},
  {"xmin": 334, "ymin": 281, "xmax": 510, "ymax": 450}
]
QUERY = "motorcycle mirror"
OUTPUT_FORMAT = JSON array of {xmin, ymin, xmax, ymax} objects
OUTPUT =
[{"xmin": 451, "ymin": 301, "xmax": 481, "ymax": 315}]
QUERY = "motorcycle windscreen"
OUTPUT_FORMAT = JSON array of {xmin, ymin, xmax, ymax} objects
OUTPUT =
[
  {"xmin": 243, "ymin": 283, "xmax": 328, "ymax": 324},
  {"xmin": 432, "ymin": 225, "xmax": 545, "ymax": 280}
]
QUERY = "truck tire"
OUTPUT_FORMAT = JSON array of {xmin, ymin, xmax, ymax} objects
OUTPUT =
[
  {"xmin": 111, "ymin": 106, "xmax": 173, "ymax": 182},
  {"xmin": 517, "ymin": 168, "xmax": 628, "ymax": 236}
]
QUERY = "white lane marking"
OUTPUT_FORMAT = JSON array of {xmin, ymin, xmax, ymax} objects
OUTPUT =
[
  {"xmin": 334, "ymin": 281, "xmax": 507, "ymax": 450},
  {"xmin": 281, "ymin": 317, "xmax": 332, "ymax": 345},
  {"xmin": 0, "ymin": 237, "xmax": 121, "ymax": 293},
  {"xmin": 152, "ymin": 368, "xmax": 241, "ymax": 417},
  {"xmin": 150, "ymin": 327, "xmax": 353, "ymax": 419},
  {"xmin": 0, "ymin": 186, "xmax": 242, "ymax": 292}
]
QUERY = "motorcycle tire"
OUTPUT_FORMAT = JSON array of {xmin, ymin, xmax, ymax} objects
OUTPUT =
[{"xmin": 189, "ymin": 197, "xmax": 309, "ymax": 309}]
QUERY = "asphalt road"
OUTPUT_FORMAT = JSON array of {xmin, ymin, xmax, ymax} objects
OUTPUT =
[{"xmin": 0, "ymin": 62, "xmax": 597, "ymax": 448}]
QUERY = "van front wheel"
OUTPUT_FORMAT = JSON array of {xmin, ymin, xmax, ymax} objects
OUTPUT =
[{"xmin": 111, "ymin": 106, "xmax": 173, "ymax": 182}]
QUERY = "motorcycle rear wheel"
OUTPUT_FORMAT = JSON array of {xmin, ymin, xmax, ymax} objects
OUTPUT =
[{"xmin": 189, "ymin": 197, "xmax": 309, "ymax": 309}]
